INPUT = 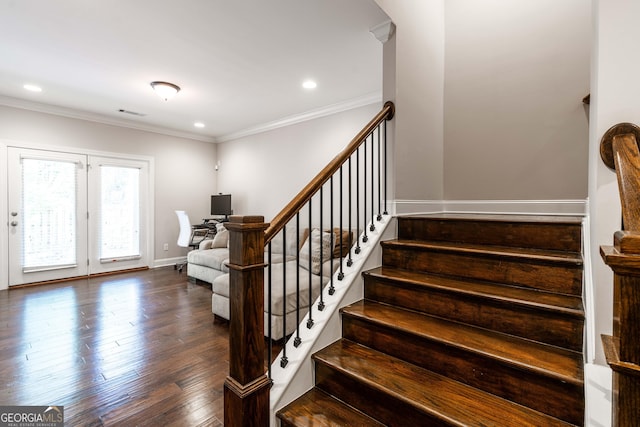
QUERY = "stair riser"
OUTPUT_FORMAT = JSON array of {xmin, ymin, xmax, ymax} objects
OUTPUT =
[
  {"xmin": 364, "ymin": 276, "xmax": 584, "ymax": 351},
  {"xmin": 314, "ymin": 362, "xmax": 453, "ymax": 427},
  {"xmin": 397, "ymin": 217, "xmax": 582, "ymax": 252},
  {"xmin": 382, "ymin": 247, "xmax": 583, "ymax": 295},
  {"xmin": 342, "ymin": 315, "xmax": 584, "ymax": 426}
]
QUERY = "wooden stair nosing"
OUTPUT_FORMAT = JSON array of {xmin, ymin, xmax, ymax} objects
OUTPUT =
[
  {"xmin": 363, "ymin": 267, "xmax": 585, "ymax": 318},
  {"xmin": 276, "ymin": 388, "xmax": 385, "ymax": 427},
  {"xmin": 341, "ymin": 300, "xmax": 584, "ymax": 387},
  {"xmin": 313, "ymin": 339, "xmax": 578, "ymax": 427},
  {"xmin": 382, "ymin": 240, "xmax": 583, "ymax": 266}
]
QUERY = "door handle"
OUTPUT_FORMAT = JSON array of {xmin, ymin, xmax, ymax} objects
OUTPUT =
[{"xmin": 10, "ymin": 221, "xmax": 18, "ymax": 226}]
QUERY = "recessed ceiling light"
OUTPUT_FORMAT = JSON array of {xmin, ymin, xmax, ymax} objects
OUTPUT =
[
  {"xmin": 302, "ymin": 80, "xmax": 317, "ymax": 89},
  {"xmin": 24, "ymin": 84, "xmax": 42, "ymax": 92},
  {"xmin": 194, "ymin": 122, "xmax": 205, "ymax": 128}
]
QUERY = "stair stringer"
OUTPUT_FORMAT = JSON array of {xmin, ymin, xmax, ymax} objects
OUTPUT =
[{"xmin": 269, "ymin": 215, "xmax": 397, "ymax": 426}]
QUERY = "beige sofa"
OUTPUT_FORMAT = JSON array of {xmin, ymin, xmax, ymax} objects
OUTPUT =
[
  {"xmin": 187, "ymin": 223, "xmax": 351, "ymax": 338},
  {"xmin": 186, "ymin": 223, "xmax": 230, "ymax": 285}
]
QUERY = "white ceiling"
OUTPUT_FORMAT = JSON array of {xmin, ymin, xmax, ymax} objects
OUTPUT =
[{"xmin": 0, "ymin": 0, "xmax": 388, "ymax": 142}]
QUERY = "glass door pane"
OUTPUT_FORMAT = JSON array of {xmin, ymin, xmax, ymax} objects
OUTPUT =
[
  {"xmin": 88, "ymin": 156, "xmax": 149, "ymax": 274},
  {"xmin": 99, "ymin": 165, "xmax": 140, "ymax": 261},
  {"xmin": 22, "ymin": 158, "xmax": 78, "ymax": 271},
  {"xmin": 8, "ymin": 148, "xmax": 88, "ymax": 286}
]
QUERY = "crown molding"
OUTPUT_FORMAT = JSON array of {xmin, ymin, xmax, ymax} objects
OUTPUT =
[
  {"xmin": 0, "ymin": 95, "xmax": 217, "ymax": 143},
  {"xmin": 370, "ymin": 20, "xmax": 395, "ymax": 44},
  {"xmin": 0, "ymin": 92, "xmax": 385, "ymax": 145},
  {"xmin": 217, "ymin": 91, "xmax": 383, "ymax": 143}
]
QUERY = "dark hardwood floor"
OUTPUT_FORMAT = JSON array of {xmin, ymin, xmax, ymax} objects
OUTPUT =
[{"xmin": 0, "ymin": 267, "xmax": 232, "ymax": 426}]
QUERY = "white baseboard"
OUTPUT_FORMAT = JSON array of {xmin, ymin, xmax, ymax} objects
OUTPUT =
[
  {"xmin": 585, "ymin": 363, "xmax": 612, "ymax": 427},
  {"xmin": 153, "ymin": 256, "xmax": 186, "ymax": 269},
  {"xmin": 394, "ymin": 199, "xmax": 588, "ymax": 216}
]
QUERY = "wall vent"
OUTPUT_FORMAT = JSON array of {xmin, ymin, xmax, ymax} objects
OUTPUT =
[{"xmin": 118, "ymin": 109, "xmax": 146, "ymax": 117}]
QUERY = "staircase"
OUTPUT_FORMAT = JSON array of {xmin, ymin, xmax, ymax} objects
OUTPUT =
[{"xmin": 277, "ymin": 214, "xmax": 585, "ymax": 426}]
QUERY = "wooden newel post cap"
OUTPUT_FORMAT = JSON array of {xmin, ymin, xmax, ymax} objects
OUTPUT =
[
  {"xmin": 600, "ymin": 122, "xmax": 640, "ymax": 170},
  {"xmin": 226, "ymin": 215, "xmax": 267, "ymax": 228}
]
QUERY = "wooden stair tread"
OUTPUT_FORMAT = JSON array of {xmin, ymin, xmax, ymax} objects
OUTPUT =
[
  {"xmin": 384, "ymin": 240, "xmax": 583, "ymax": 264},
  {"xmin": 277, "ymin": 388, "xmax": 385, "ymax": 427},
  {"xmin": 342, "ymin": 300, "xmax": 584, "ymax": 386},
  {"xmin": 314, "ymin": 339, "xmax": 576, "ymax": 427},
  {"xmin": 365, "ymin": 266, "xmax": 584, "ymax": 317}
]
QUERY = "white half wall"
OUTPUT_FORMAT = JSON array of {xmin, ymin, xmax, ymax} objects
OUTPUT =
[
  {"xmin": 589, "ymin": 0, "xmax": 640, "ymax": 367},
  {"xmin": 374, "ymin": 0, "xmax": 445, "ymax": 201}
]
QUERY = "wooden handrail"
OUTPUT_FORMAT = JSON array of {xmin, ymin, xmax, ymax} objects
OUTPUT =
[
  {"xmin": 599, "ymin": 122, "xmax": 640, "ymax": 426},
  {"xmin": 264, "ymin": 101, "xmax": 395, "ymax": 244},
  {"xmin": 224, "ymin": 103, "xmax": 395, "ymax": 426},
  {"xmin": 600, "ymin": 122, "xmax": 640, "ymax": 231}
]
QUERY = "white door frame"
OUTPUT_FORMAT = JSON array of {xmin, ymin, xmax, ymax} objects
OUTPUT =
[
  {"xmin": 0, "ymin": 141, "xmax": 8, "ymax": 290},
  {"xmin": 1, "ymin": 140, "xmax": 154, "ymax": 289}
]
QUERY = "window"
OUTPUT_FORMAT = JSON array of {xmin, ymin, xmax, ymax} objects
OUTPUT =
[
  {"xmin": 99, "ymin": 165, "xmax": 141, "ymax": 262},
  {"xmin": 22, "ymin": 158, "xmax": 78, "ymax": 271}
]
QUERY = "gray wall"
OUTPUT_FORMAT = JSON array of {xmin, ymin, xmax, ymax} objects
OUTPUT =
[
  {"xmin": 376, "ymin": 0, "xmax": 590, "ymax": 202},
  {"xmin": 444, "ymin": 0, "xmax": 590, "ymax": 200},
  {"xmin": 217, "ymin": 103, "xmax": 381, "ymax": 221}
]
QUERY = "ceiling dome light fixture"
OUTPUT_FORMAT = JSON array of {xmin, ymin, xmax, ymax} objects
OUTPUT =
[
  {"xmin": 302, "ymin": 80, "xmax": 317, "ymax": 89},
  {"xmin": 150, "ymin": 81, "xmax": 180, "ymax": 101}
]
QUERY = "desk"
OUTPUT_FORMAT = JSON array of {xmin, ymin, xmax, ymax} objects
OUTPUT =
[
  {"xmin": 190, "ymin": 218, "xmax": 229, "ymax": 248},
  {"xmin": 202, "ymin": 218, "xmax": 229, "ymax": 224},
  {"xmin": 189, "ymin": 222, "xmax": 216, "ymax": 249}
]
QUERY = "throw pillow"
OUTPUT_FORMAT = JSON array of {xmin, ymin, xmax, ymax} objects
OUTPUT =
[
  {"xmin": 331, "ymin": 228, "xmax": 353, "ymax": 258},
  {"xmin": 299, "ymin": 228, "xmax": 333, "ymax": 275},
  {"xmin": 211, "ymin": 222, "xmax": 229, "ymax": 248},
  {"xmin": 269, "ymin": 223, "xmax": 308, "ymax": 255},
  {"xmin": 199, "ymin": 239, "xmax": 214, "ymax": 250}
]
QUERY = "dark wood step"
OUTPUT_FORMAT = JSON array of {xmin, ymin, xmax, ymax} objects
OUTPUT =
[
  {"xmin": 277, "ymin": 388, "xmax": 385, "ymax": 427},
  {"xmin": 381, "ymin": 240, "xmax": 583, "ymax": 295},
  {"xmin": 363, "ymin": 266, "xmax": 584, "ymax": 351},
  {"xmin": 312, "ymin": 339, "xmax": 577, "ymax": 427},
  {"xmin": 341, "ymin": 300, "xmax": 584, "ymax": 425},
  {"xmin": 397, "ymin": 214, "xmax": 582, "ymax": 252}
]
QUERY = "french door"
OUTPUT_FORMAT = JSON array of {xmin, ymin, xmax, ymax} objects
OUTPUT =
[
  {"xmin": 87, "ymin": 156, "xmax": 149, "ymax": 275},
  {"xmin": 7, "ymin": 148, "xmax": 149, "ymax": 286},
  {"xmin": 8, "ymin": 148, "xmax": 88, "ymax": 285}
]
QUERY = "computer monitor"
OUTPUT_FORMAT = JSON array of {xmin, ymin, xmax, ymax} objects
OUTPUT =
[{"xmin": 211, "ymin": 194, "xmax": 232, "ymax": 221}]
